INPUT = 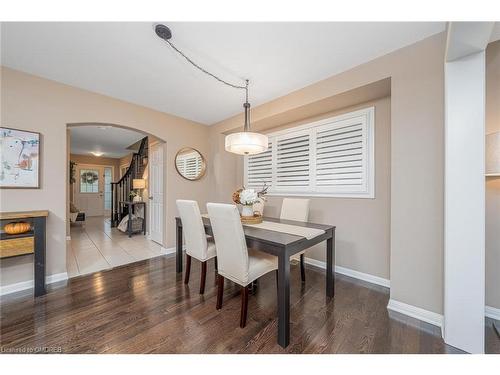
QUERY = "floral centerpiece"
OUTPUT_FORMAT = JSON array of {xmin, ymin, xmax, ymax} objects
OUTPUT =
[{"xmin": 232, "ymin": 183, "xmax": 269, "ymax": 219}]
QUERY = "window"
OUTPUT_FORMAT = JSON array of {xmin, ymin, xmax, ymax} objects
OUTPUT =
[
  {"xmin": 104, "ymin": 167, "xmax": 112, "ymax": 209},
  {"xmin": 244, "ymin": 107, "xmax": 375, "ymax": 198},
  {"xmin": 80, "ymin": 169, "xmax": 99, "ymax": 193}
]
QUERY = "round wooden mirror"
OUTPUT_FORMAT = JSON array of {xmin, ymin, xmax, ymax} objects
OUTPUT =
[{"xmin": 175, "ymin": 147, "xmax": 206, "ymax": 181}]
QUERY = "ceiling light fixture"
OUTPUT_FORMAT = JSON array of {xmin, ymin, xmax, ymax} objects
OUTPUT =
[
  {"xmin": 154, "ymin": 24, "xmax": 268, "ymax": 155},
  {"xmin": 91, "ymin": 151, "xmax": 103, "ymax": 157}
]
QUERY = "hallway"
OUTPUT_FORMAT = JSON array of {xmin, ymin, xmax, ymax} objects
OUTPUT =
[{"xmin": 67, "ymin": 216, "xmax": 167, "ymax": 277}]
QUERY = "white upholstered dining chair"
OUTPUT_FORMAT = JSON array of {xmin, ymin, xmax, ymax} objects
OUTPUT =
[
  {"xmin": 207, "ymin": 203, "xmax": 278, "ymax": 328},
  {"xmin": 176, "ymin": 200, "xmax": 217, "ymax": 294},
  {"xmin": 280, "ymin": 198, "xmax": 310, "ymax": 283}
]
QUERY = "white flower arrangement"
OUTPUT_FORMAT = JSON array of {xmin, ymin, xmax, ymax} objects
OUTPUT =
[{"xmin": 239, "ymin": 189, "xmax": 258, "ymax": 206}]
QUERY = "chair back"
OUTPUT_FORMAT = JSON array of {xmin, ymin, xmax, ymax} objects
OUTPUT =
[
  {"xmin": 207, "ymin": 203, "xmax": 249, "ymax": 283},
  {"xmin": 253, "ymin": 197, "xmax": 265, "ymax": 216},
  {"xmin": 280, "ymin": 198, "xmax": 310, "ymax": 222},
  {"xmin": 176, "ymin": 200, "xmax": 208, "ymax": 260}
]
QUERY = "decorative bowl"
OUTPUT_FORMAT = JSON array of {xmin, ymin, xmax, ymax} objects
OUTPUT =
[{"xmin": 240, "ymin": 214, "xmax": 263, "ymax": 224}]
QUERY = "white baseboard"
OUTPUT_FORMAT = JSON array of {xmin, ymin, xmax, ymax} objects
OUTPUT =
[
  {"xmin": 303, "ymin": 256, "xmax": 390, "ymax": 288},
  {"xmin": 161, "ymin": 246, "xmax": 185, "ymax": 255},
  {"xmin": 387, "ymin": 299, "xmax": 444, "ymax": 329},
  {"xmin": 485, "ymin": 305, "xmax": 500, "ymax": 321},
  {"xmin": 161, "ymin": 246, "xmax": 176, "ymax": 255},
  {"xmin": 0, "ymin": 272, "xmax": 69, "ymax": 296}
]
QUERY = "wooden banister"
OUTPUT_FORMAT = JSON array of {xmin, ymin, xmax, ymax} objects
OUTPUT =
[{"xmin": 110, "ymin": 137, "xmax": 148, "ymax": 227}]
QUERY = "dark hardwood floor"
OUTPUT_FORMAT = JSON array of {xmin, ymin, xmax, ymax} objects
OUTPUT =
[
  {"xmin": 0, "ymin": 254, "xmax": 497, "ymax": 354},
  {"xmin": 486, "ymin": 319, "xmax": 500, "ymax": 354}
]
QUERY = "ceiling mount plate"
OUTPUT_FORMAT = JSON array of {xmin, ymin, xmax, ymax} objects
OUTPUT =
[{"xmin": 155, "ymin": 24, "xmax": 172, "ymax": 41}]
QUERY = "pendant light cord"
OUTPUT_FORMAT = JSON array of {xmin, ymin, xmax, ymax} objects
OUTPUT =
[
  {"xmin": 157, "ymin": 26, "xmax": 252, "ymax": 131},
  {"xmin": 164, "ymin": 39, "xmax": 248, "ymax": 94}
]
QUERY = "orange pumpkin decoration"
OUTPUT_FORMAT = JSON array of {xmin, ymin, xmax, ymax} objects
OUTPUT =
[{"xmin": 4, "ymin": 221, "xmax": 31, "ymax": 235}]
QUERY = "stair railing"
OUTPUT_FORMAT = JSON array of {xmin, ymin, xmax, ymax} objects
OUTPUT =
[{"xmin": 110, "ymin": 137, "xmax": 149, "ymax": 227}]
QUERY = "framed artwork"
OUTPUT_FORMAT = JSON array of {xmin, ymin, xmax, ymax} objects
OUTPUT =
[{"xmin": 0, "ymin": 127, "xmax": 40, "ymax": 188}]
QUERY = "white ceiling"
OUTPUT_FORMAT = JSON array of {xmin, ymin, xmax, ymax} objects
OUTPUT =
[
  {"xmin": 1, "ymin": 22, "xmax": 446, "ymax": 125},
  {"xmin": 70, "ymin": 125, "xmax": 144, "ymax": 158},
  {"xmin": 490, "ymin": 22, "xmax": 500, "ymax": 43}
]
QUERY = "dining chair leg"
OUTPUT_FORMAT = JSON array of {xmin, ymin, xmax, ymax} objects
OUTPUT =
[
  {"xmin": 249, "ymin": 279, "xmax": 258, "ymax": 294},
  {"xmin": 214, "ymin": 257, "xmax": 218, "ymax": 285},
  {"xmin": 200, "ymin": 261, "xmax": 207, "ymax": 294},
  {"xmin": 216, "ymin": 275, "xmax": 224, "ymax": 309},
  {"xmin": 184, "ymin": 254, "xmax": 192, "ymax": 284},
  {"xmin": 300, "ymin": 254, "xmax": 306, "ymax": 283},
  {"xmin": 240, "ymin": 285, "xmax": 249, "ymax": 328}
]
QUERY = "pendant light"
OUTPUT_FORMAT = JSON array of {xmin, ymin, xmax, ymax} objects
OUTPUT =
[
  {"xmin": 225, "ymin": 80, "xmax": 268, "ymax": 155},
  {"xmin": 155, "ymin": 24, "xmax": 268, "ymax": 155}
]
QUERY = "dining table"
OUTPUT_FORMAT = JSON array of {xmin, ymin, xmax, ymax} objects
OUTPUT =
[{"xmin": 175, "ymin": 215, "xmax": 336, "ymax": 348}]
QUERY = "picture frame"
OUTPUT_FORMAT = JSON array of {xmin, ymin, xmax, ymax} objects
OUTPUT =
[{"xmin": 0, "ymin": 127, "xmax": 41, "ymax": 189}]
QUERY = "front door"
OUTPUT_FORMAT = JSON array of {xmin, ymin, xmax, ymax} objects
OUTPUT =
[
  {"xmin": 149, "ymin": 143, "xmax": 164, "ymax": 244},
  {"xmin": 75, "ymin": 165, "xmax": 104, "ymax": 217}
]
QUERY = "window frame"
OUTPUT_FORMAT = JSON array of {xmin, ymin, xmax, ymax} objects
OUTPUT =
[
  {"xmin": 103, "ymin": 166, "xmax": 113, "ymax": 210},
  {"xmin": 175, "ymin": 151, "xmax": 203, "ymax": 180},
  {"xmin": 79, "ymin": 168, "xmax": 100, "ymax": 194},
  {"xmin": 244, "ymin": 107, "xmax": 375, "ymax": 199}
]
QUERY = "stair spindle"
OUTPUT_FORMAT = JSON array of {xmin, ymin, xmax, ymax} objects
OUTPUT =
[{"xmin": 110, "ymin": 136, "xmax": 149, "ymax": 227}]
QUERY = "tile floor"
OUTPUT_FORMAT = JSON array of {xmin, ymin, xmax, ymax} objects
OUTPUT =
[{"xmin": 67, "ymin": 216, "xmax": 167, "ymax": 277}]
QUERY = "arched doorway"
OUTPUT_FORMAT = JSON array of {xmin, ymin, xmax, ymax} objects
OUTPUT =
[{"xmin": 66, "ymin": 122, "xmax": 167, "ymax": 277}]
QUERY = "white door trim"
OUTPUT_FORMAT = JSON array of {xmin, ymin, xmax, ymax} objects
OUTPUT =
[{"xmin": 149, "ymin": 142, "xmax": 165, "ymax": 245}]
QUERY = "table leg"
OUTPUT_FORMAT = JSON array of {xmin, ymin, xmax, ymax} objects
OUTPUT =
[
  {"xmin": 494, "ymin": 321, "xmax": 500, "ymax": 338},
  {"xmin": 143, "ymin": 204, "xmax": 147, "ymax": 235},
  {"xmin": 33, "ymin": 217, "xmax": 46, "ymax": 297},
  {"xmin": 277, "ymin": 252, "xmax": 290, "ymax": 348},
  {"xmin": 127, "ymin": 204, "xmax": 132, "ymax": 238},
  {"xmin": 176, "ymin": 220, "xmax": 183, "ymax": 273},
  {"xmin": 326, "ymin": 231, "xmax": 335, "ymax": 298}
]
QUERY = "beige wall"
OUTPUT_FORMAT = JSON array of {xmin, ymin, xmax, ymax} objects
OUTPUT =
[
  {"xmin": 249, "ymin": 98, "xmax": 392, "ymax": 280},
  {"xmin": 118, "ymin": 153, "xmax": 133, "ymax": 177},
  {"xmin": 486, "ymin": 41, "xmax": 500, "ymax": 310},
  {"xmin": 0, "ymin": 66, "xmax": 210, "ymax": 286},
  {"xmin": 209, "ymin": 32, "xmax": 446, "ymax": 314}
]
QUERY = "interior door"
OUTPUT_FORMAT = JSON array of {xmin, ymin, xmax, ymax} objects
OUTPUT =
[
  {"xmin": 149, "ymin": 143, "xmax": 164, "ymax": 244},
  {"xmin": 75, "ymin": 165, "xmax": 104, "ymax": 217}
]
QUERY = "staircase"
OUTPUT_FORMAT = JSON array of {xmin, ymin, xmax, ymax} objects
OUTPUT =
[{"xmin": 110, "ymin": 137, "xmax": 149, "ymax": 227}]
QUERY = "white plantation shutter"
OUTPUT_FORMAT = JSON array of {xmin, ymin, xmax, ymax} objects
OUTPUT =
[
  {"xmin": 315, "ymin": 117, "xmax": 366, "ymax": 192},
  {"xmin": 244, "ymin": 107, "xmax": 374, "ymax": 198},
  {"xmin": 245, "ymin": 141, "xmax": 273, "ymax": 189},
  {"xmin": 176, "ymin": 152, "xmax": 203, "ymax": 179},
  {"xmin": 275, "ymin": 132, "xmax": 310, "ymax": 190}
]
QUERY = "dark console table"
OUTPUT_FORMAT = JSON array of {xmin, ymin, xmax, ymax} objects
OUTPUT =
[
  {"xmin": 119, "ymin": 201, "xmax": 146, "ymax": 238},
  {"xmin": 0, "ymin": 210, "xmax": 48, "ymax": 297}
]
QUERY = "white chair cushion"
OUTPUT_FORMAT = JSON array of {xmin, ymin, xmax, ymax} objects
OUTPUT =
[
  {"xmin": 207, "ymin": 202, "xmax": 278, "ymax": 287},
  {"xmin": 205, "ymin": 238, "xmax": 217, "ymax": 261},
  {"xmin": 246, "ymin": 249, "xmax": 278, "ymax": 286},
  {"xmin": 218, "ymin": 248, "xmax": 277, "ymax": 287}
]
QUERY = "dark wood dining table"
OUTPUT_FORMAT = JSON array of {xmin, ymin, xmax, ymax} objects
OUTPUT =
[{"xmin": 175, "ymin": 215, "xmax": 336, "ymax": 348}]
